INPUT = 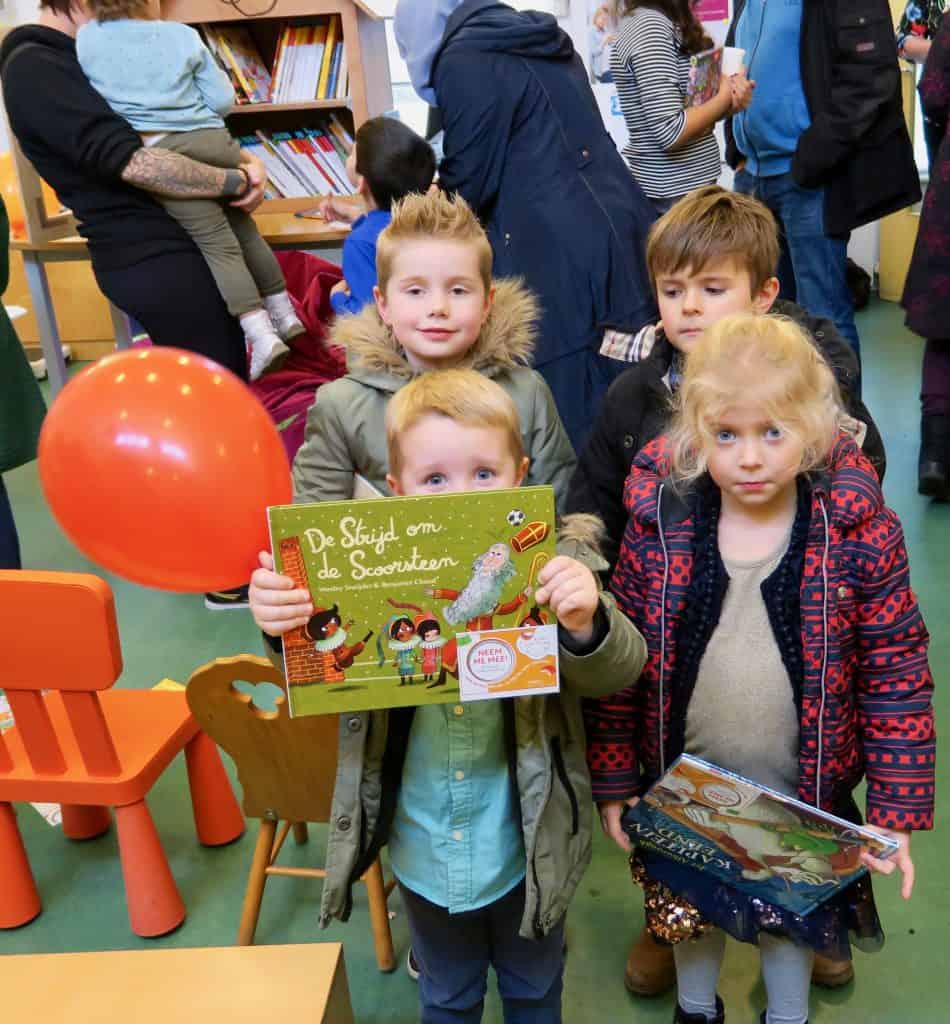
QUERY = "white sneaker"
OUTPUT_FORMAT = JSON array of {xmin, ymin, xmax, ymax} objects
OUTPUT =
[
  {"xmin": 248, "ymin": 334, "xmax": 290, "ymax": 381},
  {"xmin": 263, "ymin": 292, "xmax": 305, "ymax": 340},
  {"xmin": 31, "ymin": 357, "xmax": 47, "ymax": 380},
  {"xmin": 269, "ymin": 310, "xmax": 306, "ymax": 341}
]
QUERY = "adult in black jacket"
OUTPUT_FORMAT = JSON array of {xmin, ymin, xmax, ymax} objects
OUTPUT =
[
  {"xmin": 723, "ymin": 0, "xmax": 920, "ymax": 364},
  {"xmin": 394, "ymin": 0, "xmax": 658, "ymax": 449},
  {"xmin": 568, "ymin": 321, "xmax": 884, "ymax": 572},
  {"xmin": 0, "ymin": 0, "xmax": 269, "ymax": 381}
]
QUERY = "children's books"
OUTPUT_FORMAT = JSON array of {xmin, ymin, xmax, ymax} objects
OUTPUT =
[
  {"xmin": 622, "ymin": 754, "xmax": 900, "ymax": 917},
  {"xmin": 268, "ymin": 487, "xmax": 560, "ymax": 716},
  {"xmin": 684, "ymin": 46, "xmax": 722, "ymax": 107}
]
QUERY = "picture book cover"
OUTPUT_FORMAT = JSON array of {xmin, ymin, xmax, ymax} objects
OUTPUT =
[
  {"xmin": 621, "ymin": 754, "xmax": 900, "ymax": 917},
  {"xmin": 268, "ymin": 487, "xmax": 559, "ymax": 716},
  {"xmin": 685, "ymin": 46, "xmax": 722, "ymax": 107}
]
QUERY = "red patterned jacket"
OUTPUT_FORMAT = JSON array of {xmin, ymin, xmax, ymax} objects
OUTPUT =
[{"xmin": 586, "ymin": 435, "xmax": 935, "ymax": 832}]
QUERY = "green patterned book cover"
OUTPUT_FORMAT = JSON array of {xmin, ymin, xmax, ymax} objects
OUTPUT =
[{"xmin": 268, "ymin": 486, "xmax": 559, "ymax": 716}]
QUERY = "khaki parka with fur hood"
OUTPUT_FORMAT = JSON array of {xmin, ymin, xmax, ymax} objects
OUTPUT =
[
  {"xmin": 292, "ymin": 279, "xmax": 577, "ymax": 508},
  {"xmin": 309, "ymin": 515, "xmax": 647, "ymax": 938}
]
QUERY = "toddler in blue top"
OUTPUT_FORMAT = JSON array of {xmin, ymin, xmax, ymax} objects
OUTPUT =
[
  {"xmin": 77, "ymin": 0, "xmax": 305, "ymax": 380},
  {"xmin": 319, "ymin": 116, "xmax": 435, "ymax": 316}
]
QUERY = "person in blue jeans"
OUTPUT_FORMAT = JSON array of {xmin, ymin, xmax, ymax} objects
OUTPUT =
[
  {"xmin": 724, "ymin": 0, "xmax": 921, "ymax": 371},
  {"xmin": 320, "ymin": 116, "xmax": 436, "ymax": 317}
]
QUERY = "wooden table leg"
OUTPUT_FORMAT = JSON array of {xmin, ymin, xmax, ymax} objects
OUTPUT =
[{"xmin": 22, "ymin": 250, "xmax": 68, "ymax": 395}]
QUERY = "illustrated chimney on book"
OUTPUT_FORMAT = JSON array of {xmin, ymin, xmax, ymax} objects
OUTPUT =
[{"xmin": 279, "ymin": 536, "xmax": 326, "ymax": 686}]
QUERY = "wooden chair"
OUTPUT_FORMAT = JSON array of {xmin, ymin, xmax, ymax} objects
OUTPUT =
[
  {"xmin": 0, "ymin": 571, "xmax": 245, "ymax": 937},
  {"xmin": 185, "ymin": 654, "xmax": 396, "ymax": 971}
]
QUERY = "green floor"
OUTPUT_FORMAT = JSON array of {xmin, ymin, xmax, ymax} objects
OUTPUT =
[{"xmin": 2, "ymin": 298, "xmax": 947, "ymax": 1023}]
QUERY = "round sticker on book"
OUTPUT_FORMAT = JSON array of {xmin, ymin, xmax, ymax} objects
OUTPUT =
[
  {"xmin": 700, "ymin": 783, "xmax": 742, "ymax": 807},
  {"xmin": 467, "ymin": 638, "xmax": 516, "ymax": 684}
]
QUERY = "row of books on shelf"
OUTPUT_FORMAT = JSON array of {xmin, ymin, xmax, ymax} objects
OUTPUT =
[
  {"xmin": 241, "ymin": 116, "xmax": 354, "ymax": 199},
  {"xmin": 201, "ymin": 17, "xmax": 348, "ymax": 107}
]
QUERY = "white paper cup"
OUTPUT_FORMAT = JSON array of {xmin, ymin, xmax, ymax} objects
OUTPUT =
[{"xmin": 721, "ymin": 46, "xmax": 746, "ymax": 76}]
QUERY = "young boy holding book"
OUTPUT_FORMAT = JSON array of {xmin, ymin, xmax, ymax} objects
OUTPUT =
[
  {"xmin": 565, "ymin": 184, "xmax": 886, "ymax": 996},
  {"xmin": 76, "ymin": 0, "xmax": 304, "ymax": 380},
  {"xmin": 292, "ymin": 189, "xmax": 576, "ymax": 507},
  {"xmin": 319, "ymin": 116, "xmax": 436, "ymax": 317},
  {"xmin": 250, "ymin": 368, "xmax": 648, "ymax": 1022}
]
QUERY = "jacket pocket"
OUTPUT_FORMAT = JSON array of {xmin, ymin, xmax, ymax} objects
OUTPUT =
[
  {"xmin": 836, "ymin": 4, "xmax": 894, "ymax": 64},
  {"xmin": 551, "ymin": 736, "xmax": 579, "ymax": 837}
]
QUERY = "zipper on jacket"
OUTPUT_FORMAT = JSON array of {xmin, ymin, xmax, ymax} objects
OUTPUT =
[
  {"xmin": 815, "ymin": 495, "xmax": 831, "ymax": 809},
  {"xmin": 656, "ymin": 483, "xmax": 669, "ymax": 773},
  {"xmin": 550, "ymin": 736, "xmax": 579, "ymax": 836},
  {"xmin": 737, "ymin": 0, "xmax": 767, "ymax": 181}
]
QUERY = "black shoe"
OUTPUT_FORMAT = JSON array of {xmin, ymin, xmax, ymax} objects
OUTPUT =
[
  {"xmin": 674, "ymin": 996, "xmax": 724, "ymax": 1024},
  {"xmin": 204, "ymin": 585, "xmax": 250, "ymax": 611},
  {"xmin": 918, "ymin": 414, "xmax": 950, "ymax": 500}
]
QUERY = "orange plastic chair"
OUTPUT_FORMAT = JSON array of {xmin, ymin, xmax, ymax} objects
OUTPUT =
[
  {"xmin": 0, "ymin": 570, "xmax": 245, "ymax": 937},
  {"xmin": 186, "ymin": 654, "xmax": 396, "ymax": 970}
]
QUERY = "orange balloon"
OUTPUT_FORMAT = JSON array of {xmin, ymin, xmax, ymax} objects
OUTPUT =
[
  {"xmin": 39, "ymin": 347, "xmax": 292, "ymax": 592},
  {"xmin": 0, "ymin": 150, "xmax": 26, "ymax": 240}
]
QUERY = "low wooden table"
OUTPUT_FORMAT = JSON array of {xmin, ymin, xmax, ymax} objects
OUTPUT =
[
  {"xmin": 0, "ymin": 942, "xmax": 355, "ymax": 1024},
  {"xmin": 13, "ymin": 211, "xmax": 349, "ymax": 395}
]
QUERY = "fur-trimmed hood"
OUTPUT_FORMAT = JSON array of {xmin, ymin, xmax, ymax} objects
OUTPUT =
[
  {"xmin": 557, "ymin": 513, "xmax": 609, "ymax": 575},
  {"xmin": 328, "ymin": 277, "xmax": 538, "ymax": 389}
]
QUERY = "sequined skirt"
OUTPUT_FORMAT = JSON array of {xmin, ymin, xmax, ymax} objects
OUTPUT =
[{"xmin": 631, "ymin": 849, "xmax": 884, "ymax": 960}]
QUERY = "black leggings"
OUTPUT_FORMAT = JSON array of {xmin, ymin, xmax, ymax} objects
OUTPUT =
[{"xmin": 94, "ymin": 248, "xmax": 248, "ymax": 381}]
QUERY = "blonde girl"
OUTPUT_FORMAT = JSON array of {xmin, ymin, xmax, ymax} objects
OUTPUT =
[{"xmin": 587, "ymin": 313, "xmax": 934, "ymax": 1024}]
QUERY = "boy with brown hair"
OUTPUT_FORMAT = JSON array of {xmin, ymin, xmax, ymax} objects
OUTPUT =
[
  {"xmin": 250, "ymin": 368, "xmax": 647, "ymax": 1022},
  {"xmin": 567, "ymin": 185, "xmax": 883, "ymax": 575}
]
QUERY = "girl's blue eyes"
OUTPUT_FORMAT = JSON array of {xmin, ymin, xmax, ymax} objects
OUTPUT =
[
  {"xmin": 425, "ymin": 473, "xmax": 446, "ymax": 486},
  {"xmin": 716, "ymin": 427, "xmax": 784, "ymax": 443},
  {"xmin": 475, "ymin": 468, "xmax": 494, "ymax": 481}
]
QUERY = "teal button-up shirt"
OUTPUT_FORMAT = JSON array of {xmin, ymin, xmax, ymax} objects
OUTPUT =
[{"xmin": 389, "ymin": 701, "xmax": 525, "ymax": 913}]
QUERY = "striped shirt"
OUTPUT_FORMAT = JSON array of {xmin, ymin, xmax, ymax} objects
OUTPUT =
[{"xmin": 611, "ymin": 8, "xmax": 722, "ymax": 200}]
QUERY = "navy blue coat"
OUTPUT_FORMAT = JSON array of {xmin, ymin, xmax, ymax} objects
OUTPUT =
[{"xmin": 431, "ymin": 0, "xmax": 657, "ymax": 446}]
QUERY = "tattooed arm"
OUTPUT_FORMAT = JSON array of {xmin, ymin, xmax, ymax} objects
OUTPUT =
[
  {"xmin": 120, "ymin": 147, "xmax": 267, "ymax": 210},
  {"xmin": 120, "ymin": 147, "xmax": 247, "ymax": 199}
]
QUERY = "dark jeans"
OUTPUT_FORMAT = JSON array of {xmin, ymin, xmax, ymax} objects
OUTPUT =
[
  {"xmin": 399, "ymin": 880, "xmax": 565, "ymax": 1024},
  {"xmin": 922, "ymin": 338, "xmax": 950, "ymax": 417},
  {"xmin": 94, "ymin": 249, "xmax": 248, "ymax": 381},
  {"xmin": 734, "ymin": 168, "xmax": 861, "ymax": 363},
  {"xmin": 0, "ymin": 476, "xmax": 21, "ymax": 569}
]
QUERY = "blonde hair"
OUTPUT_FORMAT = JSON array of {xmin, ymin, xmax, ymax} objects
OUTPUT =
[
  {"xmin": 376, "ymin": 191, "xmax": 493, "ymax": 295},
  {"xmin": 86, "ymin": 0, "xmax": 150, "ymax": 20},
  {"xmin": 385, "ymin": 369, "xmax": 523, "ymax": 478},
  {"xmin": 647, "ymin": 185, "xmax": 780, "ymax": 293},
  {"xmin": 668, "ymin": 313, "xmax": 842, "ymax": 484}
]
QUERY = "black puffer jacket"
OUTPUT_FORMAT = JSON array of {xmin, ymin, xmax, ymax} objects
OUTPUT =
[
  {"xmin": 565, "ymin": 300, "xmax": 886, "ymax": 573},
  {"xmin": 724, "ymin": 0, "xmax": 920, "ymax": 237}
]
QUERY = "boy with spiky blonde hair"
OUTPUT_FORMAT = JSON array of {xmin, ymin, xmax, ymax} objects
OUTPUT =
[{"xmin": 291, "ymin": 190, "xmax": 576, "ymax": 508}]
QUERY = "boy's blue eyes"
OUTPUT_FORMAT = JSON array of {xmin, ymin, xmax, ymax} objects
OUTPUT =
[{"xmin": 424, "ymin": 468, "xmax": 495, "ymax": 486}]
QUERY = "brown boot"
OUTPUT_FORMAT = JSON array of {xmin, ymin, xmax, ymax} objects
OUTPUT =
[
  {"xmin": 624, "ymin": 926, "xmax": 676, "ymax": 996},
  {"xmin": 811, "ymin": 953, "xmax": 854, "ymax": 988}
]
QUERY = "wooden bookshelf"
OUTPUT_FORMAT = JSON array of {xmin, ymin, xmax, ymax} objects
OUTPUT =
[{"xmin": 160, "ymin": 0, "xmax": 393, "ymax": 136}]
